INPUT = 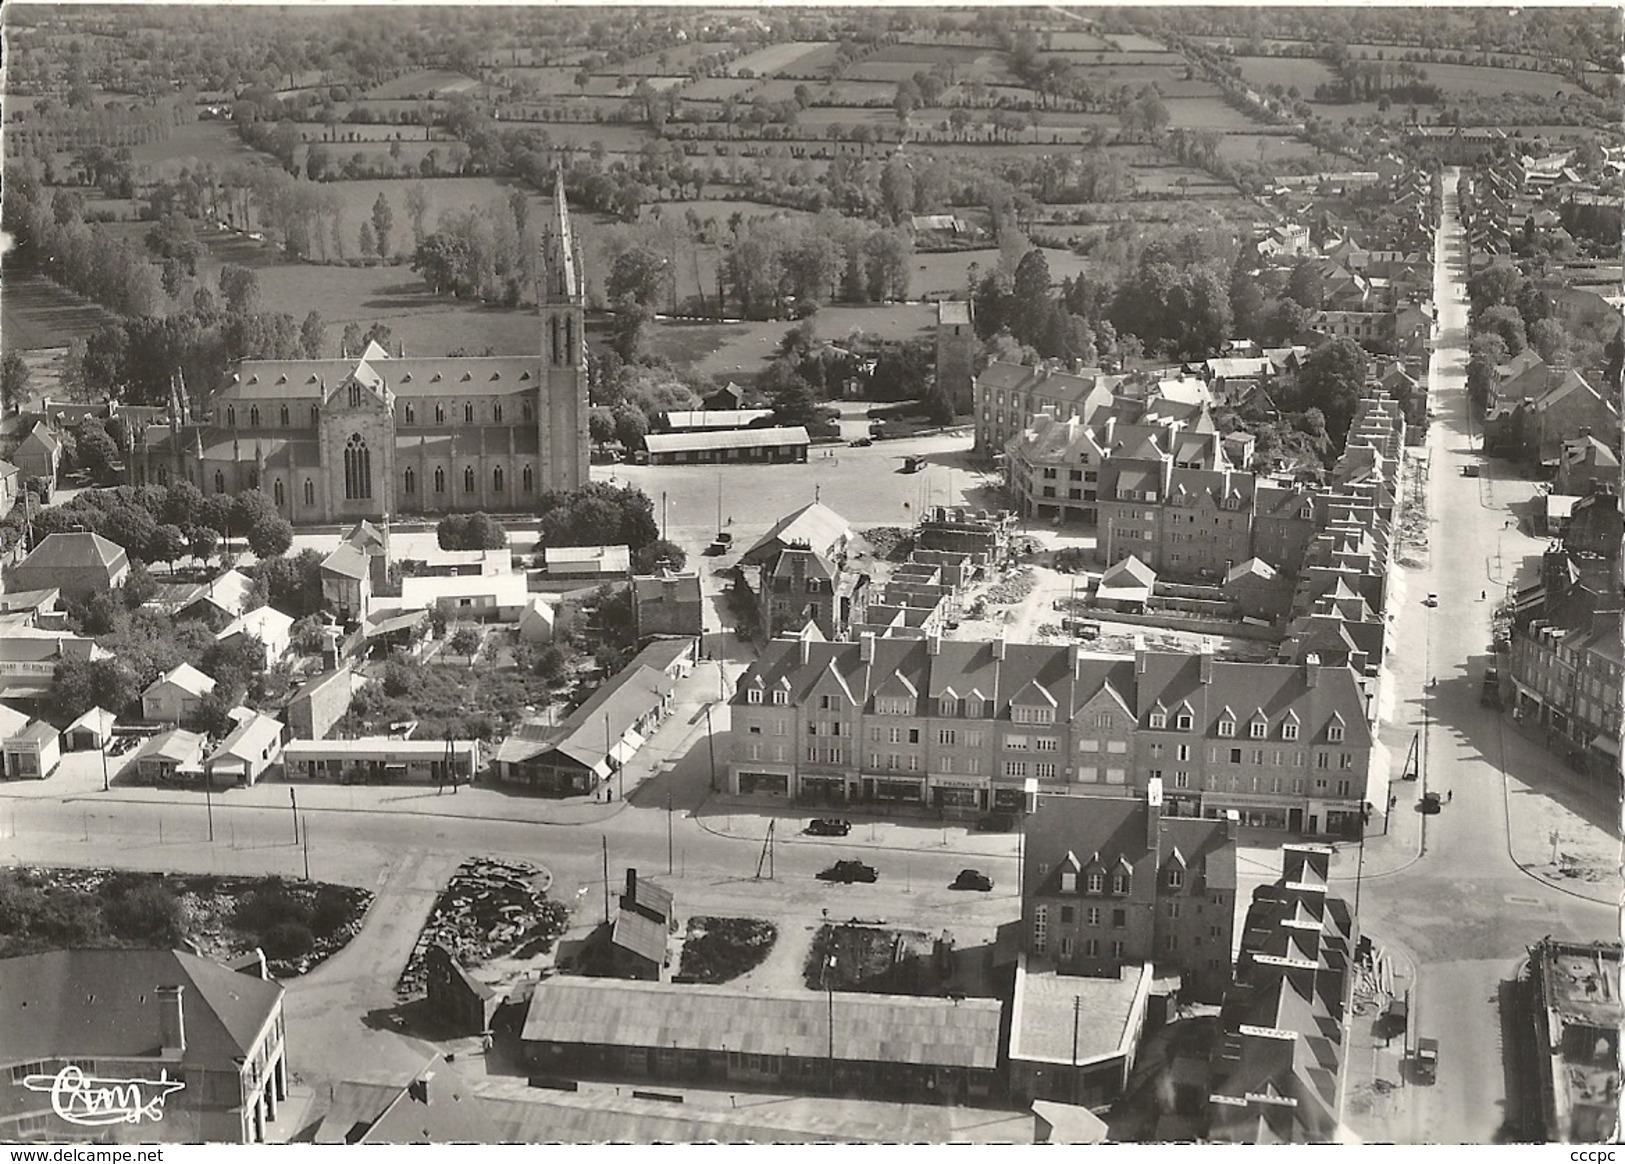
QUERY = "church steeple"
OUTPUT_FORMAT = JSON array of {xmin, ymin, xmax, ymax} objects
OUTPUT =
[{"xmin": 540, "ymin": 169, "xmax": 585, "ymax": 370}]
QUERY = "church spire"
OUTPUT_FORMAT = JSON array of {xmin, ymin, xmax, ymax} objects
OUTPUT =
[{"xmin": 542, "ymin": 168, "xmax": 582, "ymax": 305}]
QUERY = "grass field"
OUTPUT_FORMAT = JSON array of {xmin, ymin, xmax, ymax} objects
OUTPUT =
[
  {"xmin": 125, "ymin": 119, "xmax": 269, "ymax": 181},
  {"xmin": 0, "ymin": 270, "xmax": 119, "ymax": 351},
  {"xmin": 364, "ymin": 70, "xmax": 481, "ymax": 100},
  {"xmin": 1163, "ymin": 98, "xmax": 1262, "ymax": 131},
  {"xmin": 1107, "ymin": 34, "xmax": 1168, "ymax": 52},
  {"xmin": 1045, "ymin": 30, "xmax": 1117, "ymax": 52},
  {"xmin": 728, "ymin": 41, "xmax": 835, "ymax": 78},
  {"xmin": 617, "ymin": 42, "xmax": 732, "ymax": 76},
  {"xmin": 1231, "ymin": 55, "xmax": 1337, "ymax": 96},
  {"xmin": 682, "ymin": 77, "xmax": 758, "ymax": 101},
  {"xmin": 1213, "ymin": 132, "xmax": 1326, "ymax": 164},
  {"xmin": 644, "ymin": 302, "xmax": 937, "ymax": 381}
]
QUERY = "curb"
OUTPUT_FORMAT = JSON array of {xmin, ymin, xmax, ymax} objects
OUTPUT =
[
  {"xmin": 687, "ymin": 794, "xmax": 1021, "ymax": 862},
  {"xmin": 60, "ymin": 788, "xmax": 630, "ymax": 829}
]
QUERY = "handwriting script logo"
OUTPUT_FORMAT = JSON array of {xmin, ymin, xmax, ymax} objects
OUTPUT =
[{"xmin": 21, "ymin": 1065, "xmax": 185, "ymax": 1127}]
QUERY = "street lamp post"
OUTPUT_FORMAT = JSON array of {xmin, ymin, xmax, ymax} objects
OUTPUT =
[
  {"xmin": 205, "ymin": 772, "xmax": 215, "ymax": 843},
  {"xmin": 825, "ymin": 952, "xmax": 837, "ymax": 1095},
  {"xmin": 289, "ymin": 788, "xmax": 299, "ymax": 844}
]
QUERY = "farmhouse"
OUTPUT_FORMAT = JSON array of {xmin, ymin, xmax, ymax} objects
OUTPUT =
[{"xmin": 136, "ymin": 176, "xmax": 589, "ymax": 524}]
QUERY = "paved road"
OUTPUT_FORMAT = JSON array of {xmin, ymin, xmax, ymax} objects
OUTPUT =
[{"xmin": 1348, "ymin": 171, "xmax": 1616, "ymax": 1145}]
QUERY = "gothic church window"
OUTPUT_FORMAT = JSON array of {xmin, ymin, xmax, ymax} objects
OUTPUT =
[
  {"xmin": 344, "ymin": 433, "xmax": 372, "ymax": 501},
  {"xmin": 463, "ymin": 465, "xmax": 475, "ymax": 493}
]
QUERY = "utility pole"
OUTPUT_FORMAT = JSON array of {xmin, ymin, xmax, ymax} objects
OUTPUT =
[
  {"xmin": 100, "ymin": 735, "xmax": 110, "ymax": 793},
  {"xmin": 205, "ymin": 772, "xmax": 214, "ymax": 843},
  {"xmin": 302, "ymin": 816, "xmax": 311, "ymax": 880},
  {"xmin": 289, "ymin": 788, "xmax": 299, "ymax": 844},
  {"xmin": 602, "ymin": 835, "xmax": 611, "ymax": 925},
  {"xmin": 1071, "ymin": 996, "xmax": 1082, "ymax": 1104},
  {"xmin": 704, "ymin": 703, "xmax": 719, "ymax": 793},
  {"xmin": 667, "ymin": 792, "xmax": 674, "ymax": 876},
  {"xmin": 826, "ymin": 953, "xmax": 837, "ymax": 1095}
]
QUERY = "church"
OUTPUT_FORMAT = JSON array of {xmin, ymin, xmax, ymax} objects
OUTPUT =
[{"xmin": 139, "ymin": 176, "xmax": 589, "ymax": 523}]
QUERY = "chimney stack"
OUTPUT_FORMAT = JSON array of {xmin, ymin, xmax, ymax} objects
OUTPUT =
[
  {"xmin": 1304, "ymin": 652, "xmax": 1321, "ymax": 688},
  {"xmin": 1146, "ymin": 776, "xmax": 1164, "ymax": 850},
  {"xmin": 991, "ymin": 634, "xmax": 1005, "ymax": 661},
  {"xmin": 1198, "ymin": 637, "xmax": 1215, "ymax": 684},
  {"xmin": 1134, "ymin": 634, "xmax": 1148, "ymax": 675},
  {"xmin": 408, "ymin": 1071, "xmax": 434, "ymax": 1105},
  {"xmin": 860, "ymin": 632, "xmax": 875, "ymax": 664},
  {"xmin": 157, "ymin": 984, "xmax": 185, "ymax": 1056},
  {"xmin": 625, "ymin": 867, "xmax": 637, "ymax": 901},
  {"xmin": 799, "ymin": 634, "xmax": 812, "ymax": 666}
]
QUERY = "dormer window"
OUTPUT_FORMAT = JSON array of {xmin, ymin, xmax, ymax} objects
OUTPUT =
[
  {"xmin": 1111, "ymin": 873, "xmax": 1129, "ymax": 895},
  {"xmin": 746, "ymin": 688, "xmax": 763, "ymax": 705},
  {"xmin": 965, "ymin": 699, "xmax": 984, "ymax": 718},
  {"xmin": 1217, "ymin": 718, "xmax": 1236, "ymax": 738},
  {"xmin": 1250, "ymin": 719, "xmax": 1268, "ymax": 739},
  {"xmin": 1175, "ymin": 712, "xmax": 1193, "ymax": 731},
  {"xmin": 1328, "ymin": 723, "xmax": 1345, "ymax": 743},
  {"xmin": 1282, "ymin": 721, "xmax": 1300, "ymax": 741},
  {"xmin": 771, "ymin": 689, "xmax": 787, "ymax": 706},
  {"xmin": 938, "ymin": 696, "xmax": 958, "ymax": 717},
  {"xmin": 1166, "ymin": 867, "xmax": 1183, "ymax": 889},
  {"xmin": 1148, "ymin": 711, "xmax": 1167, "ymax": 730},
  {"xmin": 1062, "ymin": 871, "xmax": 1077, "ymax": 893},
  {"xmin": 1086, "ymin": 872, "xmax": 1104, "ymax": 894}
]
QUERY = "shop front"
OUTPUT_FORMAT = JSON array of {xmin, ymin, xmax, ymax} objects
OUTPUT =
[
  {"xmin": 1162, "ymin": 792, "xmax": 1201, "ymax": 818},
  {"xmin": 1201, "ymin": 794, "xmax": 1293, "ymax": 832},
  {"xmin": 862, "ymin": 775, "xmax": 926, "ymax": 803},
  {"xmin": 798, "ymin": 772, "xmax": 852, "ymax": 802},
  {"xmin": 734, "ymin": 769, "xmax": 791, "ymax": 797},
  {"xmin": 991, "ymin": 785, "xmax": 1025, "ymax": 812},
  {"xmin": 930, "ymin": 776, "xmax": 988, "ymax": 816}
]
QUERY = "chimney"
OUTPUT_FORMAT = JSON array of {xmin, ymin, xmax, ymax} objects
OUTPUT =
[
  {"xmin": 157, "ymin": 984, "xmax": 185, "ymax": 1055},
  {"xmin": 1304, "ymin": 652, "xmax": 1321, "ymax": 688},
  {"xmin": 408, "ymin": 1071, "xmax": 434, "ymax": 1104},
  {"xmin": 1146, "ymin": 776, "xmax": 1164, "ymax": 850},
  {"xmin": 927, "ymin": 632, "xmax": 941, "ymax": 655},
  {"xmin": 1198, "ymin": 637, "xmax": 1215, "ymax": 684},
  {"xmin": 991, "ymin": 634, "xmax": 1005, "ymax": 661},
  {"xmin": 799, "ymin": 635, "xmax": 812, "ymax": 666},
  {"xmin": 860, "ymin": 632, "xmax": 875, "ymax": 664},
  {"xmin": 1134, "ymin": 634, "xmax": 1148, "ymax": 675},
  {"xmin": 625, "ymin": 867, "xmax": 637, "ymax": 900}
]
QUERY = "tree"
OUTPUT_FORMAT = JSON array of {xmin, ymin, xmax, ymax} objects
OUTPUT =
[
  {"xmin": 148, "ymin": 523, "xmax": 188, "ymax": 574},
  {"xmin": 436, "ymin": 512, "xmax": 507, "ymax": 550},
  {"xmin": 1, "ymin": 351, "xmax": 31, "ymax": 414},
  {"xmin": 185, "ymin": 523, "xmax": 220, "ymax": 564},
  {"xmin": 119, "ymin": 559, "xmax": 157, "ymax": 608},
  {"xmin": 633, "ymin": 538, "xmax": 687, "ymax": 575},
  {"xmin": 247, "ymin": 514, "xmax": 294, "ymax": 559},
  {"xmin": 218, "ymin": 264, "xmax": 261, "ymax": 314},
  {"xmin": 1291, "ymin": 336, "xmax": 1368, "ymax": 444},
  {"xmin": 370, "ymin": 192, "xmax": 394, "ymax": 258},
  {"xmin": 606, "ymin": 246, "xmax": 673, "ymax": 310},
  {"xmin": 340, "ymin": 321, "xmax": 363, "ymax": 357},
  {"xmin": 449, "ymin": 626, "xmax": 483, "ymax": 660},
  {"xmin": 299, "ymin": 311, "xmax": 326, "ymax": 359},
  {"xmin": 404, "ymin": 181, "xmax": 430, "ymax": 245},
  {"xmin": 49, "ymin": 656, "xmax": 140, "ymax": 720},
  {"xmin": 1527, "ymin": 317, "xmax": 1570, "ymax": 364},
  {"xmin": 358, "ymin": 220, "xmax": 377, "ymax": 259},
  {"xmin": 536, "ymin": 482, "xmax": 659, "ymax": 551},
  {"xmin": 256, "ymin": 548, "xmax": 325, "ymax": 618},
  {"xmin": 72, "ymin": 417, "xmax": 120, "ymax": 482},
  {"xmin": 612, "ymin": 402, "xmax": 649, "ymax": 449},
  {"xmin": 1478, "ymin": 305, "xmax": 1528, "ymax": 355},
  {"xmin": 588, "ymin": 406, "xmax": 617, "ymax": 445}
]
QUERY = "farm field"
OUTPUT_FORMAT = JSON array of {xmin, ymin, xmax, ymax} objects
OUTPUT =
[
  {"xmin": 1231, "ymin": 55, "xmax": 1337, "ymax": 95},
  {"xmin": 682, "ymin": 77, "xmax": 758, "ymax": 101},
  {"xmin": 0, "ymin": 270, "xmax": 119, "ymax": 351},
  {"xmin": 617, "ymin": 42, "xmax": 732, "ymax": 75},
  {"xmin": 499, "ymin": 66, "xmax": 585, "ymax": 95},
  {"xmin": 124, "ymin": 118, "xmax": 269, "ymax": 179},
  {"xmin": 1106, "ymin": 34, "xmax": 1168, "ymax": 52},
  {"xmin": 1046, "ymin": 30, "xmax": 1117, "ymax": 52},
  {"xmin": 645, "ymin": 302, "xmax": 937, "ymax": 382},
  {"xmin": 1421, "ymin": 61, "xmax": 1575, "ymax": 98},
  {"xmin": 1163, "ymin": 98, "xmax": 1262, "ymax": 131},
  {"xmin": 364, "ymin": 70, "xmax": 480, "ymax": 100},
  {"xmin": 728, "ymin": 41, "xmax": 834, "ymax": 78},
  {"xmin": 1212, "ymin": 131, "xmax": 1325, "ymax": 165}
]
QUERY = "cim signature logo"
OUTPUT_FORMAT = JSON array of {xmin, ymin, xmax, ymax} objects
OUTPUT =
[{"xmin": 21, "ymin": 1064, "xmax": 185, "ymax": 1127}]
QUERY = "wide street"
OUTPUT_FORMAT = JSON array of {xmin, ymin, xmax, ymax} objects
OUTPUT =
[{"xmin": 1342, "ymin": 169, "xmax": 1617, "ymax": 1144}]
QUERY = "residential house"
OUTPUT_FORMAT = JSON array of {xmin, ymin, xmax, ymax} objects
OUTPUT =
[
  {"xmin": 8, "ymin": 532, "xmax": 130, "ymax": 602},
  {"xmin": 1206, "ymin": 845, "xmax": 1358, "ymax": 1144},
  {"xmin": 728, "ymin": 635, "xmax": 1375, "ymax": 835},
  {"xmin": 517, "ymin": 596, "xmax": 556, "ymax": 643},
  {"xmin": 170, "ymin": 569, "xmax": 257, "ymax": 625},
  {"xmin": 319, "ymin": 542, "xmax": 372, "ymax": 624},
  {"xmin": 312, "ymin": 1054, "xmax": 488, "ymax": 1144},
  {"xmin": 975, "ymin": 362, "xmax": 1122, "ymax": 454},
  {"xmin": 133, "ymin": 728, "xmax": 208, "ymax": 785},
  {"xmin": 735, "ymin": 503, "xmax": 870, "ymax": 641},
  {"xmin": 611, "ymin": 868, "xmax": 675, "ymax": 981},
  {"xmin": 215, "ymin": 606, "xmax": 295, "ymax": 671},
  {"xmin": 10, "ymin": 423, "xmax": 61, "ymax": 495},
  {"xmin": 0, "ymin": 459, "xmax": 20, "ymax": 519},
  {"xmin": 1555, "ymin": 437, "xmax": 1620, "ymax": 498},
  {"xmin": 398, "ymin": 572, "xmax": 530, "ymax": 620},
  {"xmin": 633, "ymin": 571, "xmax": 705, "ymax": 639},
  {"xmin": 204, "ymin": 710, "xmax": 285, "ymax": 787},
  {"xmin": 142, "ymin": 663, "xmax": 217, "ymax": 725},
  {"xmin": 285, "ymin": 666, "xmax": 354, "ymax": 741},
  {"xmin": 0, "ymin": 948, "xmax": 287, "ymax": 1143}
]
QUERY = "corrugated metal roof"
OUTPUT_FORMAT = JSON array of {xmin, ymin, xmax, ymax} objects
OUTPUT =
[
  {"xmin": 523, "ymin": 977, "xmax": 1002, "ymax": 1068},
  {"xmin": 645, "ymin": 426, "xmax": 809, "ymax": 454}
]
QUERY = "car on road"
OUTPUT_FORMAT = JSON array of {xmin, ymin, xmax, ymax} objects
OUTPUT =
[
  {"xmin": 1423, "ymin": 593, "xmax": 1439, "ymax": 607},
  {"xmin": 950, "ymin": 869, "xmax": 993, "ymax": 891},
  {"xmin": 704, "ymin": 541, "xmax": 728, "ymax": 556},
  {"xmin": 849, "ymin": 437, "xmax": 872, "ymax": 447},
  {"xmin": 1420, "ymin": 791, "xmax": 1442, "ymax": 813},
  {"xmin": 806, "ymin": 818, "xmax": 851, "ymax": 837},
  {"xmin": 714, "ymin": 531, "xmax": 733, "ymax": 547},
  {"xmin": 1462, "ymin": 464, "xmax": 1480, "ymax": 477},
  {"xmin": 818, "ymin": 860, "xmax": 878, "ymax": 883},
  {"xmin": 1480, "ymin": 666, "xmax": 1502, "ymax": 708}
]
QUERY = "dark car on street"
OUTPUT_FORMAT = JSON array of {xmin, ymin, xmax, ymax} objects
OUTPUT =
[
  {"xmin": 1420, "ymin": 791, "xmax": 1442, "ymax": 814},
  {"xmin": 950, "ymin": 869, "xmax": 993, "ymax": 891},
  {"xmin": 818, "ymin": 860, "xmax": 878, "ymax": 883},
  {"xmin": 806, "ymin": 818, "xmax": 851, "ymax": 836}
]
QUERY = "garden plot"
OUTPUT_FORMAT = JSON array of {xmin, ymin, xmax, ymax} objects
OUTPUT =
[{"xmin": 672, "ymin": 916, "xmax": 778, "ymax": 984}]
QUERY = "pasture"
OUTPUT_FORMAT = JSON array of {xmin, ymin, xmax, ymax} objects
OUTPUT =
[
  {"xmin": 1106, "ymin": 34, "xmax": 1168, "ymax": 52},
  {"xmin": 645, "ymin": 302, "xmax": 937, "ymax": 381},
  {"xmin": 0, "ymin": 270, "xmax": 119, "ymax": 351},
  {"xmin": 1046, "ymin": 30, "xmax": 1117, "ymax": 52},
  {"xmin": 1231, "ymin": 55, "xmax": 1336, "ymax": 96},
  {"xmin": 1163, "ymin": 98, "xmax": 1262, "ymax": 131},
  {"xmin": 616, "ymin": 42, "xmax": 732, "ymax": 76},
  {"xmin": 364, "ymin": 70, "xmax": 481, "ymax": 100},
  {"xmin": 682, "ymin": 77, "xmax": 758, "ymax": 102},
  {"xmin": 125, "ymin": 119, "xmax": 268, "ymax": 179},
  {"xmin": 728, "ymin": 42, "xmax": 835, "ymax": 78}
]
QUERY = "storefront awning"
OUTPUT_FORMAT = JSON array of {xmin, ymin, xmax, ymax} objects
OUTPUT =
[
  {"xmin": 932, "ymin": 777, "xmax": 990, "ymax": 790},
  {"xmin": 1589, "ymin": 733, "xmax": 1619, "ymax": 757}
]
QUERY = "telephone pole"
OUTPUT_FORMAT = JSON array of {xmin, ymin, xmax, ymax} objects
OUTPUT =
[{"xmin": 602, "ymin": 835, "xmax": 611, "ymax": 925}]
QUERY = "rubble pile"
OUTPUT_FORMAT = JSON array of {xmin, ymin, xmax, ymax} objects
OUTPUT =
[{"xmin": 396, "ymin": 858, "xmax": 568, "ymax": 997}]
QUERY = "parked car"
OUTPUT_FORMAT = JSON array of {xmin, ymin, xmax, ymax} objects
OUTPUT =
[
  {"xmin": 1423, "ymin": 594, "xmax": 1439, "ymax": 607},
  {"xmin": 951, "ymin": 869, "xmax": 993, "ymax": 891},
  {"xmin": 1420, "ymin": 791, "xmax": 1442, "ymax": 813},
  {"xmin": 1462, "ymin": 465, "xmax": 1480, "ymax": 477},
  {"xmin": 818, "ymin": 860, "xmax": 878, "ymax": 883},
  {"xmin": 806, "ymin": 818, "xmax": 851, "ymax": 837},
  {"xmin": 849, "ymin": 437, "xmax": 872, "ymax": 447},
  {"xmin": 704, "ymin": 539, "xmax": 729, "ymax": 556},
  {"xmin": 1414, "ymin": 1037, "xmax": 1439, "ymax": 1084},
  {"xmin": 1480, "ymin": 667, "xmax": 1501, "ymax": 708},
  {"xmin": 714, "ymin": 531, "xmax": 733, "ymax": 547}
]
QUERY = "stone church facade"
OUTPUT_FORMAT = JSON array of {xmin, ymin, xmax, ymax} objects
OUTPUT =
[{"xmin": 139, "ymin": 177, "xmax": 589, "ymax": 522}]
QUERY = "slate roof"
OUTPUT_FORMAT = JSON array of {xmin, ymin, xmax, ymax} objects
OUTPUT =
[
  {"xmin": 1024, "ymin": 794, "xmax": 1237, "ymax": 899},
  {"xmin": 15, "ymin": 532, "xmax": 127, "ymax": 574},
  {"xmin": 741, "ymin": 502, "xmax": 853, "ymax": 566},
  {"xmin": 216, "ymin": 357, "xmax": 542, "ymax": 401},
  {"xmin": 321, "ymin": 542, "xmax": 371, "ymax": 581},
  {"xmin": 0, "ymin": 948, "xmax": 282, "ymax": 1069},
  {"xmin": 611, "ymin": 909, "xmax": 668, "ymax": 966},
  {"xmin": 145, "ymin": 663, "xmax": 217, "ymax": 699}
]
